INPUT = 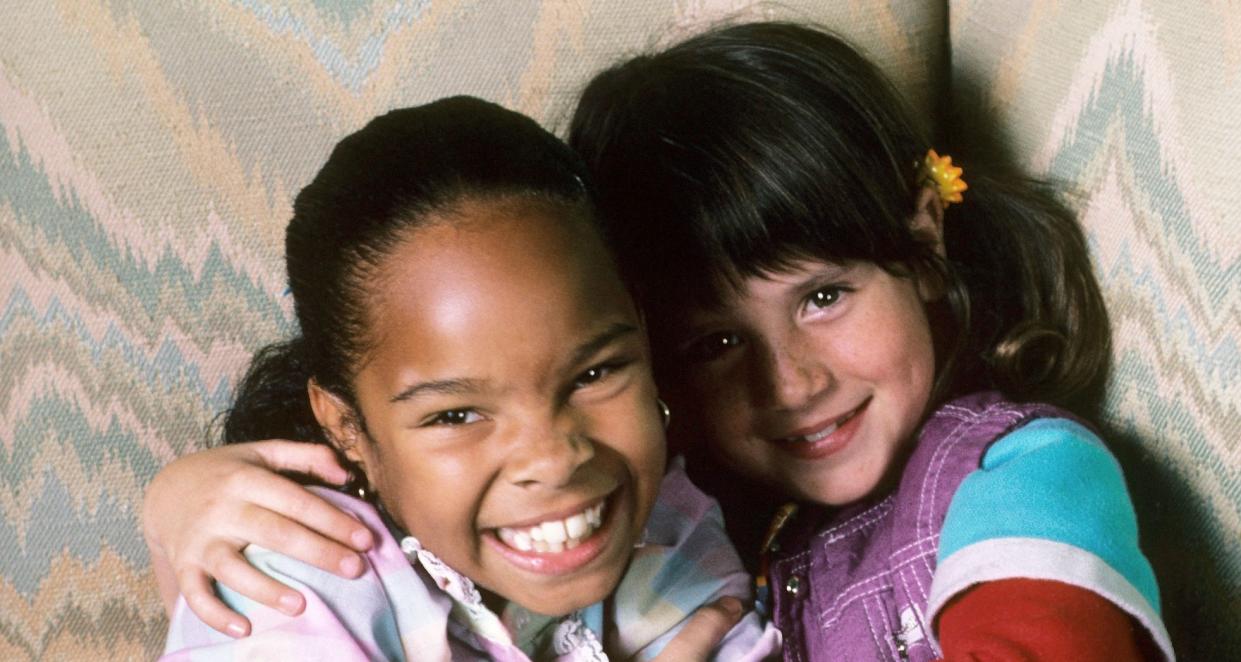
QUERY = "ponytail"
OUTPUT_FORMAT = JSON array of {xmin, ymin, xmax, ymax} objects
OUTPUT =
[
  {"xmin": 937, "ymin": 169, "xmax": 1111, "ymax": 413},
  {"xmin": 221, "ymin": 337, "xmax": 328, "ymax": 445}
]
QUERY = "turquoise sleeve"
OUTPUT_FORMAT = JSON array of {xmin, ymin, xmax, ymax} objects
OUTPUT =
[{"xmin": 937, "ymin": 417, "xmax": 1160, "ymax": 614}]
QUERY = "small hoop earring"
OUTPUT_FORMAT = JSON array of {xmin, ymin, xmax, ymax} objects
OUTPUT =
[
  {"xmin": 658, "ymin": 398, "xmax": 671, "ymax": 429},
  {"xmin": 345, "ymin": 468, "xmax": 376, "ymax": 502}
]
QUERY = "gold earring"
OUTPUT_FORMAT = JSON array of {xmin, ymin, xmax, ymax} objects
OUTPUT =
[{"xmin": 345, "ymin": 468, "xmax": 376, "ymax": 502}]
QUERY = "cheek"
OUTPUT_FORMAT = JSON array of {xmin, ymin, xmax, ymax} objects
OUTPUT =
[
  {"xmin": 372, "ymin": 444, "xmax": 480, "ymax": 542},
  {"xmin": 666, "ymin": 378, "xmax": 745, "ymax": 444},
  {"xmin": 618, "ymin": 384, "xmax": 671, "ymax": 485}
]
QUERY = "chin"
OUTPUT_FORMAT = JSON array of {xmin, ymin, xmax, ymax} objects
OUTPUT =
[{"xmin": 521, "ymin": 574, "xmax": 618, "ymax": 616}]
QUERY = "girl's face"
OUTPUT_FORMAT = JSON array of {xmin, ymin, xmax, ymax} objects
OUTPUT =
[
  {"xmin": 656, "ymin": 259, "xmax": 937, "ymax": 506},
  {"xmin": 314, "ymin": 199, "xmax": 665, "ymax": 616}
]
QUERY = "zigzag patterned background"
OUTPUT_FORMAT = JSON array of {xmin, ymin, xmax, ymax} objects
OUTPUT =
[
  {"xmin": 0, "ymin": 1, "xmax": 1233, "ymax": 659},
  {"xmin": 951, "ymin": 1, "xmax": 1240, "ymax": 658}
]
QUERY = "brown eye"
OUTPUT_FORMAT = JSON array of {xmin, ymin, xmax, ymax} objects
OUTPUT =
[
  {"xmin": 683, "ymin": 332, "xmax": 744, "ymax": 363},
  {"xmin": 573, "ymin": 360, "xmax": 629, "ymax": 389},
  {"xmin": 425, "ymin": 409, "xmax": 481, "ymax": 426},
  {"xmin": 807, "ymin": 287, "xmax": 843, "ymax": 309}
]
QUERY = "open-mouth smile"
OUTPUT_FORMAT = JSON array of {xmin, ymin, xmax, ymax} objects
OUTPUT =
[
  {"xmin": 495, "ymin": 500, "xmax": 606, "ymax": 553},
  {"xmin": 485, "ymin": 493, "xmax": 618, "ymax": 575}
]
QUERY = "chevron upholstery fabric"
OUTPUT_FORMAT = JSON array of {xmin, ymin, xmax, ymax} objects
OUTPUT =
[
  {"xmin": 0, "ymin": 2, "xmax": 943, "ymax": 659},
  {"xmin": 950, "ymin": 2, "xmax": 1240, "ymax": 658},
  {"xmin": 0, "ymin": 1, "xmax": 1232, "ymax": 660}
]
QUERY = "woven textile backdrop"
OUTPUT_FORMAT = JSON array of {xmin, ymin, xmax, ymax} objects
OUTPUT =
[
  {"xmin": 950, "ymin": 1, "xmax": 1240, "ymax": 659},
  {"xmin": 3, "ymin": 0, "xmax": 1237, "ymax": 659},
  {"xmin": 0, "ymin": 1, "xmax": 944, "ymax": 659}
]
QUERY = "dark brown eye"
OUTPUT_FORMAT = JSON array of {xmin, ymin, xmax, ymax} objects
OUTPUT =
[
  {"xmin": 807, "ymin": 287, "xmax": 843, "ymax": 309},
  {"xmin": 573, "ymin": 360, "xmax": 628, "ymax": 389},
  {"xmin": 683, "ymin": 332, "xmax": 743, "ymax": 363},
  {"xmin": 426, "ymin": 409, "xmax": 480, "ymax": 426}
]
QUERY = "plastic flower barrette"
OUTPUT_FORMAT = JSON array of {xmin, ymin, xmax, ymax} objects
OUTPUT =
[{"xmin": 919, "ymin": 149, "xmax": 968, "ymax": 208}]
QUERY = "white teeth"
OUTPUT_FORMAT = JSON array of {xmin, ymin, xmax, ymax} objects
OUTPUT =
[
  {"xmin": 565, "ymin": 513, "xmax": 588, "ymax": 539},
  {"xmin": 496, "ymin": 501, "xmax": 607, "ymax": 554},
  {"xmin": 787, "ymin": 407, "xmax": 860, "ymax": 443},
  {"xmin": 801, "ymin": 422, "xmax": 839, "ymax": 443},
  {"xmin": 542, "ymin": 521, "xmax": 568, "ymax": 544}
]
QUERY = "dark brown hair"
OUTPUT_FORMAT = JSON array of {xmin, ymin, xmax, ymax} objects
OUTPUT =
[{"xmin": 569, "ymin": 21, "xmax": 1109, "ymax": 412}]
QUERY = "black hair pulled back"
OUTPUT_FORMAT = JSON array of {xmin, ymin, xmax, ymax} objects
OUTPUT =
[
  {"xmin": 223, "ymin": 96, "xmax": 592, "ymax": 445},
  {"xmin": 569, "ymin": 22, "xmax": 1109, "ymax": 412}
]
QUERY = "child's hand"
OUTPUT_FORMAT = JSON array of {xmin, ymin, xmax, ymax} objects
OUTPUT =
[
  {"xmin": 142, "ymin": 440, "xmax": 374, "ymax": 637},
  {"xmin": 649, "ymin": 596, "xmax": 745, "ymax": 661}
]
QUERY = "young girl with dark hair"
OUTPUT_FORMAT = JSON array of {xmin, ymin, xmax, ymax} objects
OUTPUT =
[
  {"xmin": 567, "ymin": 22, "xmax": 1169, "ymax": 660},
  {"xmin": 155, "ymin": 96, "xmax": 778, "ymax": 661},
  {"xmin": 146, "ymin": 22, "xmax": 1172, "ymax": 661}
]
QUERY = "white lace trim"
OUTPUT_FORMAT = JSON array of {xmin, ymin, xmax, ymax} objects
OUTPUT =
[
  {"xmin": 400, "ymin": 536, "xmax": 482, "ymax": 606},
  {"xmin": 552, "ymin": 617, "xmax": 608, "ymax": 661}
]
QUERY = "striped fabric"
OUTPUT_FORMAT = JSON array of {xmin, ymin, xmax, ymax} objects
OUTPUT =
[{"xmin": 1, "ymin": 1, "xmax": 1233, "ymax": 659}]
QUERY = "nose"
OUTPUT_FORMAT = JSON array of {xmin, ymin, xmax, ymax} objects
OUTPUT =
[
  {"xmin": 505, "ymin": 410, "xmax": 595, "ymax": 489},
  {"xmin": 757, "ymin": 332, "xmax": 833, "ymax": 411}
]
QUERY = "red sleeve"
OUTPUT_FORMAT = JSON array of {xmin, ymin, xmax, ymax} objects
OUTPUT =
[{"xmin": 935, "ymin": 578, "xmax": 1158, "ymax": 661}]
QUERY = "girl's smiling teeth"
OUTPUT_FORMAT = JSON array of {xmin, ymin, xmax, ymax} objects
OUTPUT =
[
  {"xmin": 778, "ymin": 400, "xmax": 868, "ymax": 444},
  {"xmin": 495, "ymin": 501, "xmax": 606, "ymax": 553}
]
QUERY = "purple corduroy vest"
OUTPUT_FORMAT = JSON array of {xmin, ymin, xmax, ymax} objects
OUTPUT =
[{"xmin": 767, "ymin": 392, "xmax": 1068, "ymax": 661}]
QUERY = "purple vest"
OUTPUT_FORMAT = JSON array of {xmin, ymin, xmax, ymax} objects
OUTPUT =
[{"xmin": 767, "ymin": 392, "xmax": 1067, "ymax": 661}]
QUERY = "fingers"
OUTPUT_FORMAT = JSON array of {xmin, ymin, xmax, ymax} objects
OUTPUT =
[
  {"xmin": 251, "ymin": 440, "xmax": 349, "ymax": 485},
  {"xmin": 209, "ymin": 547, "xmax": 306, "ymax": 617},
  {"xmin": 214, "ymin": 458, "xmax": 374, "ymax": 555},
  {"xmin": 652, "ymin": 596, "xmax": 744, "ymax": 662},
  {"xmin": 179, "ymin": 567, "xmax": 251, "ymax": 638},
  {"xmin": 227, "ymin": 502, "xmax": 368, "ymax": 578}
]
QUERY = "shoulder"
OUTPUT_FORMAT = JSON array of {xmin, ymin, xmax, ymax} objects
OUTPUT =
[
  {"xmin": 937, "ymin": 415, "xmax": 1138, "ymax": 573},
  {"xmin": 615, "ymin": 457, "xmax": 745, "ymax": 623},
  {"xmin": 940, "ymin": 416, "xmax": 1129, "ymax": 558},
  {"xmin": 610, "ymin": 457, "xmax": 781, "ymax": 660},
  {"xmin": 163, "ymin": 489, "xmax": 454, "ymax": 661},
  {"xmin": 929, "ymin": 415, "xmax": 1173, "ymax": 659}
]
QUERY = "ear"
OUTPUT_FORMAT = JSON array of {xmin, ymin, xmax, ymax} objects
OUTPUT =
[
  {"xmin": 308, "ymin": 378, "xmax": 365, "ymax": 467},
  {"xmin": 910, "ymin": 185, "xmax": 946, "ymax": 257},
  {"xmin": 909, "ymin": 185, "xmax": 947, "ymax": 301}
]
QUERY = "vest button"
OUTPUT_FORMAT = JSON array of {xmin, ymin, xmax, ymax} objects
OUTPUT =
[{"xmin": 784, "ymin": 575, "xmax": 802, "ymax": 597}]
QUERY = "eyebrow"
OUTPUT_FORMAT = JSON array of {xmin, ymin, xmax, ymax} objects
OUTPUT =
[
  {"xmin": 567, "ymin": 322, "xmax": 640, "ymax": 369},
  {"xmin": 390, "ymin": 377, "xmax": 490, "ymax": 403},
  {"xmin": 387, "ymin": 322, "xmax": 639, "ymax": 404}
]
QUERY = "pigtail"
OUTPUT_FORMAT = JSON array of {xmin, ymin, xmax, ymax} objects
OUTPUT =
[
  {"xmin": 221, "ymin": 336, "xmax": 329, "ymax": 445},
  {"xmin": 938, "ymin": 169, "xmax": 1111, "ymax": 412}
]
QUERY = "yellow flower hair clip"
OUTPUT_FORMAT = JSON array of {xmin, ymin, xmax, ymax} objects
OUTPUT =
[{"xmin": 919, "ymin": 149, "xmax": 968, "ymax": 208}]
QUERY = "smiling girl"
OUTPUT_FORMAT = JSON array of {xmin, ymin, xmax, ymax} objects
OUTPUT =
[
  {"xmin": 156, "ymin": 96, "xmax": 777, "ymax": 661},
  {"xmin": 146, "ymin": 22, "xmax": 1173, "ymax": 661},
  {"xmin": 568, "ymin": 21, "xmax": 1171, "ymax": 661}
]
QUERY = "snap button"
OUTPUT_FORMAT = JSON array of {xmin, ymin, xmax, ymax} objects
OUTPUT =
[{"xmin": 784, "ymin": 575, "xmax": 802, "ymax": 597}]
